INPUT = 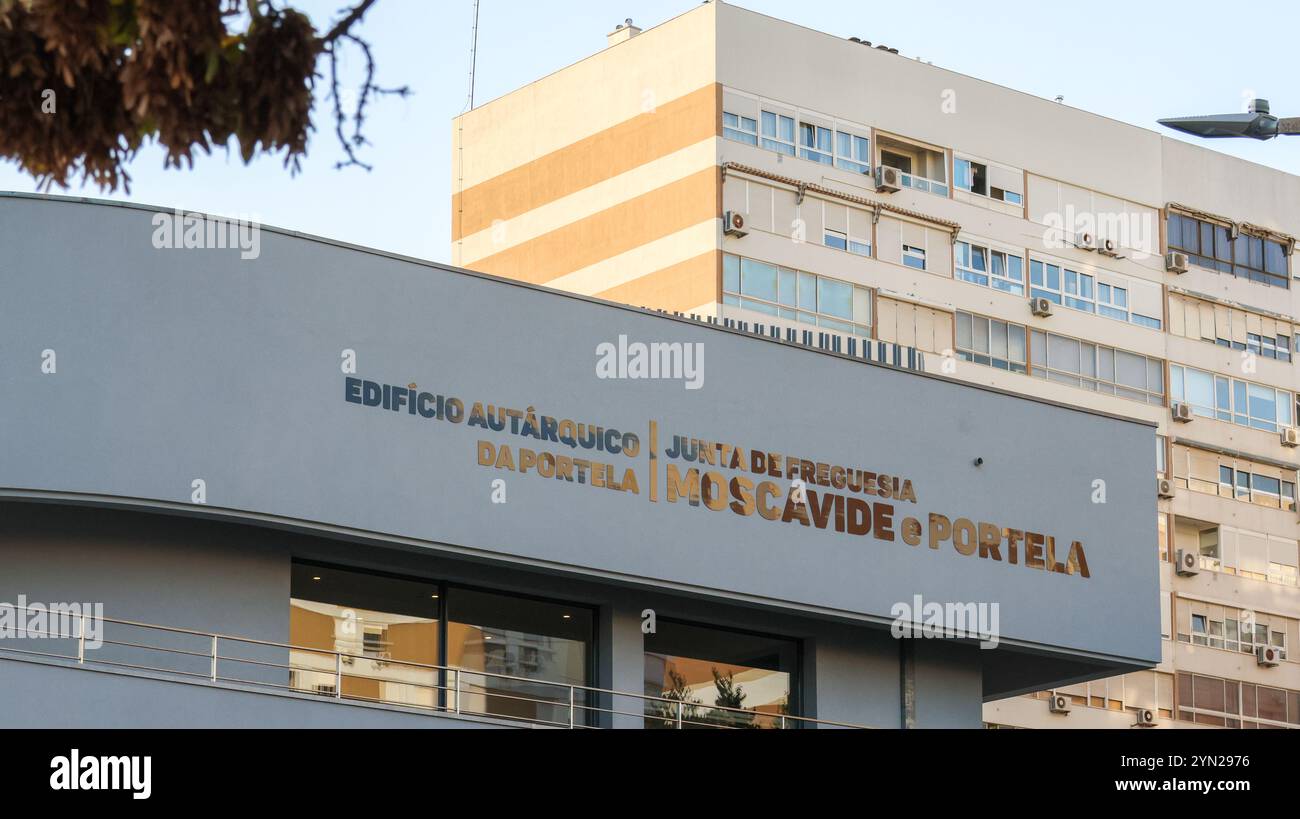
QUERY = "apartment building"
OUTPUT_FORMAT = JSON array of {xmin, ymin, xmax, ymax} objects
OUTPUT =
[{"xmin": 451, "ymin": 1, "xmax": 1300, "ymax": 728}]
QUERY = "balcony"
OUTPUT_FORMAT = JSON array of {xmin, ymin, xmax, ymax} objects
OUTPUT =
[
  {"xmin": 0, "ymin": 604, "xmax": 871, "ymax": 729},
  {"xmin": 876, "ymin": 133, "xmax": 949, "ymax": 198}
]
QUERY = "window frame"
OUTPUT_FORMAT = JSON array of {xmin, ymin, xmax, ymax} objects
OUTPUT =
[{"xmin": 1167, "ymin": 211, "xmax": 1290, "ymax": 288}]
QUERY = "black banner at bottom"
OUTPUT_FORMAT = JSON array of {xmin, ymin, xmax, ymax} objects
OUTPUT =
[{"xmin": 0, "ymin": 727, "xmax": 1288, "ymax": 806}]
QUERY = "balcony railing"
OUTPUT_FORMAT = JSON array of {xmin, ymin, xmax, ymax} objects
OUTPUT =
[
  {"xmin": 897, "ymin": 171, "xmax": 949, "ymax": 197},
  {"xmin": 0, "ymin": 605, "xmax": 871, "ymax": 729}
]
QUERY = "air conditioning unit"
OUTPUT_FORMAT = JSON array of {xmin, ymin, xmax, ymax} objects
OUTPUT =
[
  {"xmin": 722, "ymin": 210, "xmax": 748, "ymax": 238},
  {"xmin": 1175, "ymin": 549, "xmax": 1199, "ymax": 576},
  {"xmin": 1029, "ymin": 297, "xmax": 1054, "ymax": 317},
  {"xmin": 875, "ymin": 165, "xmax": 903, "ymax": 193},
  {"xmin": 1099, "ymin": 237, "xmax": 1119, "ymax": 256},
  {"xmin": 1256, "ymin": 645, "xmax": 1281, "ymax": 667},
  {"xmin": 1171, "ymin": 403, "xmax": 1193, "ymax": 423},
  {"xmin": 1134, "ymin": 708, "xmax": 1157, "ymax": 728},
  {"xmin": 1282, "ymin": 427, "xmax": 1299, "ymax": 448},
  {"xmin": 1048, "ymin": 694, "xmax": 1071, "ymax": 714},
  {"xmin": 1165, "ymin": 251, "xmax": 1189, "ymax": 274},
  {"xmin": 1075, "ymin": 231, "xmax": 1097, "ymax": 251},
  {"xmin": 1157, "ymin": 477, "xmax": 1175, "ymax": 499}
]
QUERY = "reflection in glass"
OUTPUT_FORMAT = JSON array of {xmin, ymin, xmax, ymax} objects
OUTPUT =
[
  {"xmin": 447, "ymin": 588, "xmax": 592, "ymax": 726},
  {"xmin": 644, "ymin": 621, "xmax": 797, "ymax": 729},
  {"xmin": 289, "ymin": 563, "xmax": 441, "ymax": 708}
]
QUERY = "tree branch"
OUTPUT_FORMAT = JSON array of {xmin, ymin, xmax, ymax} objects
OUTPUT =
[{"xmin": 320, "ymin": 0, "xmax": 377, "ymax": 44}]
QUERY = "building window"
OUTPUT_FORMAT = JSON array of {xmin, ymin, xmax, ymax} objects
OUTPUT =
[
  {"xmin": 1179, "ymin": 606, "xmax": 1291, "ymax": 661},
  {"xmin": 1030, "ymin": 259, "xmax": 1160, "ymax": 329},
  {"xmin": 1030, "ymin": 331, "xmax": 1165, "ymax": 405},
  {"xmin": 289, "ymin": 563, "xmax": 594, "ymax": 726},
  {"xmin": 1169, "ymin": 364, "xmax": 1293, "ymax": 432},
  {"xmin": 1191, "ymin": 614, "xmax": 1208, "ymax": 646},
  {"xmin": 954, "ymin": 156, "xmax": 1023, "ymax": 205},
  {"xmin": 1168, "ymin": 292, "xmax": 1292, "ymax": 358},
  {"xmin": 1177, "ymin": 672, "xmax": 1299, "ymax": 728},
  {"xmin": 876, "ymin": 135, "xmax": 948, "ymax": 197},
  {"xmin": 902, "ymin": 244, "xmax": 926, "ymax": 270},
  {"xmin": 1198, "ymin": 528, "xmax": 1221, "ymax": 572},
  {"xmin": 798, "ymin": 121, "xmax": 833, "ymax": 165},
  {"xmin": 1096, "ymin": 282, "xmax": 1127, "ymax": 321},
  {"xmin": 1167, "ymin": 212, "xmax": 1289, "ymax": 288},
  {"xmin": 643, "ymin": 620, "xmax": 799, "ymax": 728},
  {"xmin": 1182, "ymin": 449, "xmax": 1298, "ymax": 512},
  {"xmin": 956, "ymin": 240, "xmax": 1024, "ymax": 295},
  {"xmin": 290, "ymin": 563, "xmax": 442, "ymax": 709},
  {"xmin": 955, "ymin": 311, "xmax": 1028, "ymax": 373},
  {"xmin": 954, "ymin": 157, "xmax": 987, "ymax": 196},
  {"xmin": 1029, "ymin": 259, "xmax": 1063, "ymax": 305},
  {"xmin": 723, "ymin": 111, "xmax": 757, "ymax": 145},
  {"xmin": 760, "ymin": 110, "xmax": 795, "ymax": 155},
  {"xmin": 1064, "ymin": 268, "xmax": 1096, "ymax": 313},
  {"xmin": 445, "ymin": 587, "xmax": 593, "ymax": 726},
  {"xmin": 723, "ymin": 254, "xmax": 871, "ymax": 336},
  {"xmin": 835, "ymin": 131, "xmax": 871, "ymax": 174}
]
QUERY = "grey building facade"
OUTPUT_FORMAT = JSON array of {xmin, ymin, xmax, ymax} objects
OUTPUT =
[{"xmin": 0, "ymin": 194, "xmax": 1160, "ymax": 728}]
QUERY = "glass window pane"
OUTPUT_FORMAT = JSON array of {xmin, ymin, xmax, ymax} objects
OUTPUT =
[
  {"xmin": 1048, "ymin": 334, "xmax": 1080, "ymax": 374},
  {"xmin": 818, "ymin": 278, "xmax": 853, "ymax": 319},
  {"xmin": 1265, "ymin": 241, "xmax": 1287, "ymax": 275},
  {"xmin": 1248, "ymin": 383, "xmax": 1277, "ymax": 423},
  {"xmin": 290, "ymin": 564, "xmax": 442, "ymax": 707},
  {"xmin": 1115, "ymin": 351, "xmax": 1147, "ymax": 391},
  {"xmin": 956, "ymin": 311, "xmax": 973, "ymax": 350},
  {"xmin": 1080, "ymin": 343, "xmax": 1096, "ymax": 377},
  {"xmin": 973, "ymin": 316, "xmax": 990, "ymax": 354},
  {"xmin": 723, "ymin": 255, "xmax": 740, "ymax": 293},
  {"xmin": 1147, "ymin": 359, "xmax": 1164, "ymax": 394},
  {"xmin": 1185, "ymin": 368, "xmax": 1214, "ymax": 410},
  {"xmin": 990, "ymin": 321, "xmax": 1009, "ymax": 359},
  {"xmin": 643, "ymin": 620, "xmax": 798, "ymax": 729},
  {"xmin": 448, "ymin": 588, "xmax": 593, "ymax": 725},
  {"xmin": 778, "ymin": 269, "xmax": 797, "ymax": 305},
  {"xmin": 1008, "ymin": 324, "xmax": 1026, "ymax": 363},
  {"xmin": 798, "ymin": 272, "xmax": 816, "ymax": 310},
  {"xmin": 1182, "ymin": 218, "xmax": 1199, "ymax": 253},
  {"xmin": 740, "ymin": 259, "xmax": 778, "ymax": 302},
  {"xmin": 1097, "ymin": 347, "xmax": 1115, "ymax": 382}
]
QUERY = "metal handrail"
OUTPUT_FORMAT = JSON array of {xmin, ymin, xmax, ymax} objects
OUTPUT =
[{"xmin": 0, "ymin": 604, "xmax": 871, "ymax": 729}]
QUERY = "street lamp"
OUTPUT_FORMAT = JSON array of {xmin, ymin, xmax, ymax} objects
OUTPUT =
[{"xmin": 1158, "ymin": 99, "xmax": 1300, "ymax": 140}]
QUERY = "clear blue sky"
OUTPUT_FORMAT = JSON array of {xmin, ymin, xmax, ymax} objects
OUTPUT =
[{"xmin": 2, "ymin": 0, "xmax": 1296, "ymax": 263}]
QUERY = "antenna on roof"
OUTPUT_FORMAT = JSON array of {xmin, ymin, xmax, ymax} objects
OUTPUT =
[{"xmin": 462, "ymin": 0, "xmax": 480, "ymax": 113}]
